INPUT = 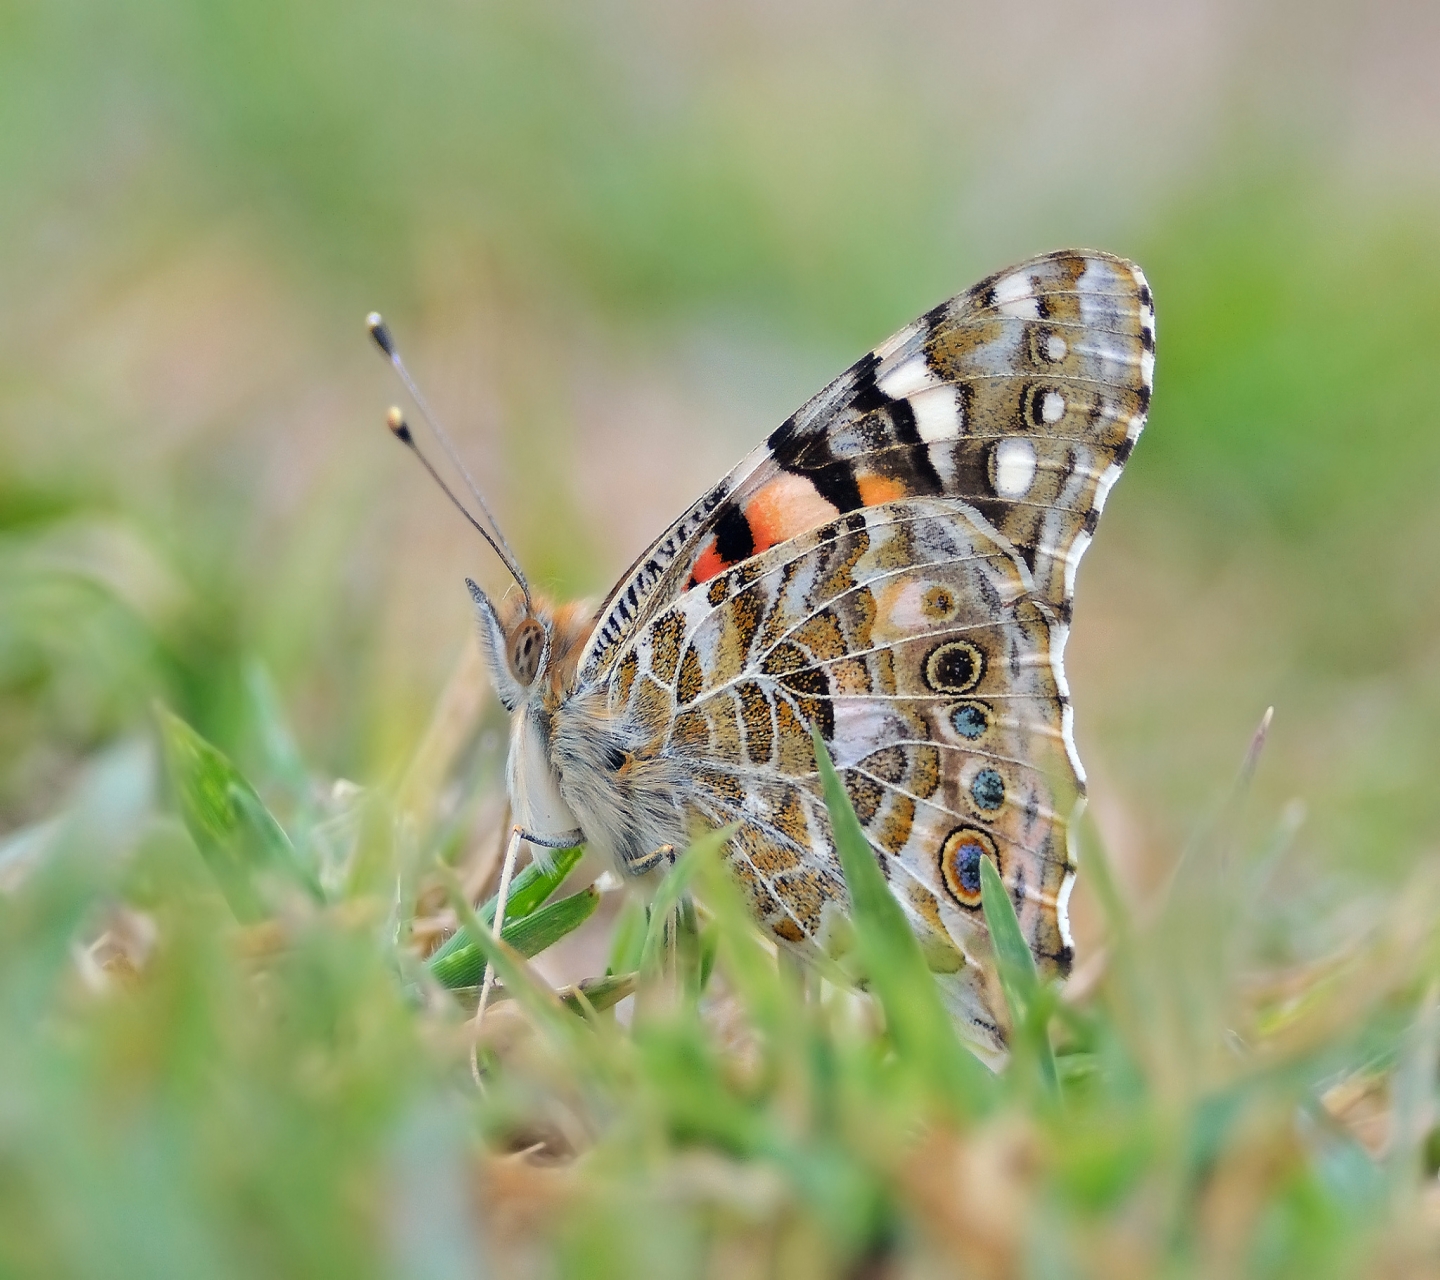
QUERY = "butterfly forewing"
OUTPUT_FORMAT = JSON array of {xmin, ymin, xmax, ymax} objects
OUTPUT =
[{"xmin": 579, "ymin": 250, "xmax": 1153, "ymax": 684}]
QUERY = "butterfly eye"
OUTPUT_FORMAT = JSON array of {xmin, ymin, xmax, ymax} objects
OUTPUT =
[{"xmin": 509, "ymin": 619, "xmax": 545, "ymax": 686}]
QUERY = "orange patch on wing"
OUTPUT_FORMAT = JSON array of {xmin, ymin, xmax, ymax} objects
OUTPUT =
[
  {"xmin": 857, "ymin": 473, "xmax": 906, "ymax": 506},
  {"xmin": 690, "ymin": 541, "xmax": 728, "ymax": 585},
  {"xmin": 745, "ymin": 474, "xmax": 839, "ymax": 554}
]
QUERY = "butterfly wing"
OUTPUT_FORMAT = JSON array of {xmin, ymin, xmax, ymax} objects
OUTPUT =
[
  {"xmin": 579, "ymin": 249, "xmax": 1154, "ymax": 1048},
  {"xmin": 608, "ymin": 499, "xmax": 1077, "ymax": 1049},
  {"xmin": 577, "ymin": 249, "xmax": 1154, "ymax": 683}
]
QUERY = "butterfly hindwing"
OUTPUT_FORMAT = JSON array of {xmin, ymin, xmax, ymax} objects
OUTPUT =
[{"xmin": 607, "ymin": 499, "xmax": 1078, "ymax": 1011}]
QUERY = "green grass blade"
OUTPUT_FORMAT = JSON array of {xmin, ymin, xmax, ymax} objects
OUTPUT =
[
  {"xmin": 689, "ymin": 841, "xmax": 799, "ymax": 1038},
  {"xmin": 496, "ymin": 885, "xmax": 600, "ymax": 964},
  {"xmin": 494, "ymin": 845, "xmax": 586, "ymax": 921},
  {"xmin": 606, "ymin": 896, "xmax": 647, "ymax": 976},
  {"xmin": 812, "ymin": 728, "xmax": 994, "ymax": 1111},
  {"xmin": 241, "ymin": 658, "xmax": 310, "ymax": 800},
  {"xmin": 429, "ymin": 886, "xmax": 600, "ymax": 989},
  {"xmin": 639, "ymin": 830, "xmax": 727, "ymax": 979},
  {"xmin": 434, "ymin": 863, "xmax": 575, "ymax": 1040},
  {"xmin": 980, "ymin": 854, "xmax": 1059, "ymax": 1097},
  {"xmin": 426, "ymin": 844, "xmax": 584, "ymax": 974},
  {"xmin": 978, "ymin": 853, "xmax": 1040, "ymax": 1014},
  {"xmin": 558, "ymin": 972, "xmax": 637, "ymax": 1015},
  {"xmin": 156, "ymin": 703, "xmax": 323, "ymax": 921}
]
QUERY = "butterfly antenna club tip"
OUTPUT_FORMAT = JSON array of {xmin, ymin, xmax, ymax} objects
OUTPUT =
[
  {"xmin": 368, "ymin": 312, "xmax": 532, "ymax": 606},
  {"xmin": 386, "ymin": 406, "xmax": 413, "ymax": 444},
  {"xmin": 366, "ymin": 312, "xmax": 397, "ymax": 359}
]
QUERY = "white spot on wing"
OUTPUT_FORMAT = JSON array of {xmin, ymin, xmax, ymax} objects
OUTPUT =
[
  {"xmin": 910, "ymin": 387, "xmax": 962, "ymax": 442},
  {"xmin": 1045, "ymin": 333, "xmax": 1067, "ymax": 361},
  {"xmin": 993, "ymin": 438, "xmax": 1037, "ymax": 498},
  {"xmin": 878, "ymin": 355, "xmax": 939, "ymax": 400},
  {"xmin": 926, "ymin": 440, "xmax": 958, "ymax": 488},
  {"xmin": 1140, "ymin": 349, "xmax": 1155, "ymax": 386},
  {"xmin": 831, "ymin": 700, "xmax": 911, "ymax": 769},
  {"xmin": 1041, "ymin": 391, "xmax": 1065, "ymax": 424},
  {"xmin": 993, "ymin": 271, "xmax": 1040, "ymax": 320},
  {"xmin": 1076, "ymin": 258, "xmax": 1119, "ymax": 293}
]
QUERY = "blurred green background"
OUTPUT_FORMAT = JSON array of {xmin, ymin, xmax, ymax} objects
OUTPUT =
[
  {"xmin": 4, "ymin": 0, "xmax": 1439, "ymax": 949},
  {"xmin": 5, "ymin": 3, "xmax": 1440, "ymax": 1275}
]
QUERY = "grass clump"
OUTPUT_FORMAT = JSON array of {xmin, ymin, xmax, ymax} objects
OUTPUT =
[{"xmin": 0, "ymin": 686, "xmax": 1437, "ymax": 1279}]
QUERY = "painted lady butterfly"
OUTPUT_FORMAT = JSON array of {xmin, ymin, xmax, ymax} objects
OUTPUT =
[{"xmin": 389, "ymin": 249, "xmax": 1154, "ymax": 1059}]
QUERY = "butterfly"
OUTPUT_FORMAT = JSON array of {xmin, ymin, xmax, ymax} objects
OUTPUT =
[{"xmin": 388, "ymin": 249, "xmax": 1153, "ymax": 1060}]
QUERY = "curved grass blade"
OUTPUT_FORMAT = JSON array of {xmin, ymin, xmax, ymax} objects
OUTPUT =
[
  {"xmin": 812, "ymin": 728, "xmax": 994, "ymax": 1111},
  {"xmin": 429, "ymin": 885, "xmax": 600, "ymax": 989},
  {"xmin": 638, "ymin": 829, "xmax": 728, "ymax": 980},
  {"xmin": 157, "ymin": 703, "xmax": 322, "ymax": 921},
  {"xmin": 979, "ymin": 853, "xmax": 1059, "ymax": 1098},
  {"xmin": 689, "ymin": 840, "xmax": 799, "ymax": 1038},
  {"xmin": 558, "ymin": 972, "xmax": 637, "ymax": 1015},
  {"xmin": 427, "ymin": 844, "xmax": 584, "ymax": 978},
  {"xmin": 434, "ymin": 862, "xmax": 574, "ymax": 1040}
]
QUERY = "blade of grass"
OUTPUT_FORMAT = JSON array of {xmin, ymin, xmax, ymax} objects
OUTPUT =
[
  {"xmin": 156, "ymin": 703, "xmax": 322, "ymax": 921},
  {"xmin": 242, "ymin": 659, "xmax": 310, "ymax": 803},
  {"xmin": 638, "ymin": 830, "xmax": 729, "ymax": 979},
  {"xmin": 426, "ymin": 844, "xmax": 584, "ymax": 974},
  {"xmin": 429, "ymin": 887, "xmax": 600, "ymax": 989},
  {"xmin": 980, "ymin": 854, "xmax": 1059, "ymax": 1098},
  {"xmin": 689, "ymin": 841, "xmax": 801, "ymax": 1039},
  {"xmin": 812, "ymin": 728, "xmax": 994, "ymax": 1112},
  {"xmin": 606, "ymin": 896, "xmax": 647, "ymax": 976},
  {"xmin": 434, "ymin": 862, "xmax": 575, "ymax": 1043},
  {"xmin": 558, "ymin": 972, "xmax": 637, "ymax": 1015}
]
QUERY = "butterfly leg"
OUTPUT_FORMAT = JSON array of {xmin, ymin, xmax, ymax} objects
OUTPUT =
[
  {"xmin": 625, "ymin": 843, "xmax": 677, "ymax": 876},
  {"xmin": 470, "ymin": 822, "xmax": 582, "ymax": 1071},
  {"xmin": 514, "ymin": 826, "xmax": 585, "ymax": 850},
  {"xmin": 470, "ymin": 824, "xmax": 529, "ymax": 1077}
]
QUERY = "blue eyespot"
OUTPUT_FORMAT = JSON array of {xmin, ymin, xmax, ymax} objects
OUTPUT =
[
  {"xmin": 955, "ymin": 840, "xmax": 984, "ymax": 895},
  {"xmin": 950, "ymin": 702, "xmax": 990, "ymax": 740},
  {"xmin": 971, "ymin": 768, "xmax": 1005, "ymax": 811},
  {"xmin": 940, "ymin": 826, "xmax": 998, "ymax": 908}
]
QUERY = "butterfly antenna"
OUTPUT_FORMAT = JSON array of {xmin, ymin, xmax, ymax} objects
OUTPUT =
[
  {"xmin": 365, "ymin": 312, "xmax": 531, "ymax": 602},
  {"xmin": 384, "ymin": 406, "xmax": 532, "ymax": 609}
]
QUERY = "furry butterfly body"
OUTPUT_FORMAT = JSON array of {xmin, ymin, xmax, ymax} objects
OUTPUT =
[{"xmin": 469, "ymin": 249, "xmax": 1155, "ymax": 1058}]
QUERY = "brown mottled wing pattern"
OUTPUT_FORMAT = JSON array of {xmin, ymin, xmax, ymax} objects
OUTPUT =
[
  {"xmin": 581, "ymin": 250, "xmax": 1154, "ymax": 1049},
  {"xmin": 577, "ymin": 249, "xmax": 1154, "ymax": 685},
  {"xmin": 607, "ymin": 501, "xmax": 1079, "ymax": 1049}
]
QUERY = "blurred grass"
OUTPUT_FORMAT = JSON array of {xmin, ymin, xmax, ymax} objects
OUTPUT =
[
  {"xmin": 3, "ymin": 0, "xmax": 1440, "ymax": 1274},
  {"xmin": 1, "ymin": 690, "xmax": 1437, "ymax": 1277}
]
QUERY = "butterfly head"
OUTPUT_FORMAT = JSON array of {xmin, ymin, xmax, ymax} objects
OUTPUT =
[{"xmin": 467, "ymin": 579, "xmax": 592, "ymax": 711}]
